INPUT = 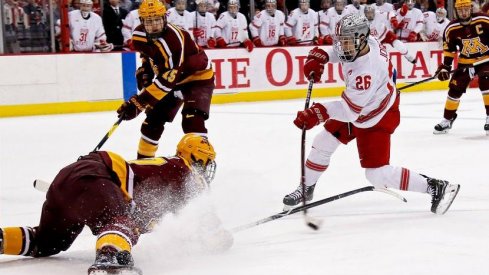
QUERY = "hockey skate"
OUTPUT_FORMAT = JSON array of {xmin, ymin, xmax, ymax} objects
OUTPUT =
[
  {"xmin": 427, "ymin": 177, "xmax": 460, "ymax": 215},
  {"xmin": 283, "ymin": 184, "xmax": 316, "ymax": 211},
  {"xmin": 88, "ymin": 247, "xmax": 142, "ymax": 275},
  {"xmin": 485, "ymin": 116, "xmax": 489, "ymax": 135},
  {"xmin": 433, "ymin": 114, "xmax": 457, "ymax": 134}
]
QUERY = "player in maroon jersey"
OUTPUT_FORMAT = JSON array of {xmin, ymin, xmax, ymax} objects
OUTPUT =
[
  {"xmin": 0, "ymin": 134, "xmax": 230, "ymax": 274},
  {"xmin": 434, "ymin": 0, "xmax": 489, "ymax": 134},
  {"xmin": 117, "ymin": 0, "xmax": 215, "ymax": 159}
]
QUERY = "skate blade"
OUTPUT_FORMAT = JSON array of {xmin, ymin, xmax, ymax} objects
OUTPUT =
[
  {"xmin": 433, "ymin": 129, "xmax": 449, "ymax": 135},
  {"xmin": 283, "ymin": 204, "xmax": 295, "ymax": 212},
  {"xmin": 88, "ymin": 266, "xmax": 142, "ymax": 275},
  {"xmin": 435, "ymin": 184, "xmax": 460, "ymax": 215}
]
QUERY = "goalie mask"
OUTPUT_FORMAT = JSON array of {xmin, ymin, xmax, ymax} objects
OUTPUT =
[
  {"xmin": 333, "ymin": 13, "xmax": 370, "ymax": 62},
  {"xmin": 139, "ymin": 0, "xmax": 167, "ymax": 41},
  {"xmin": 79, "ymin": 0, "xmax": 93, "ymax": 18},
  {"xmin": 177, "ymin": 134, "xmax": 217, "ymax": 184}
]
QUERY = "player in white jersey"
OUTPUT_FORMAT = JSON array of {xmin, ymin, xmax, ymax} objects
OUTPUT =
[
  {"xmin": 190, "ymin": 0, "xmax": 217, "ymax": 48},
  {"xmin": 344, "ymin": 0, "xmax": 365, "ymax": 15},
  {"xmin": 249, "ymin": 0, "xmax": 286, "ymax": 47},
  {"xmin": 374, "ymin": 0, "xmax": 393, "ymax": 13},
  {"xmin": 394, "ymin": 0, "xmax": 424, "ymax": 42},
  {"xmin": 420, "ymin": 8, "xmax": 448, "ymax": 43},
  {"xmin": 214, "ymin": 0, "xmax": 253, "ymax": 51},
  {"xmin": 320, "ymin": 0, "xmax": 345, "ymax": 45},
  {"xmin": 166, "ymin": 0, "xmax": 194, "ymax": 35},
  {"xmin": 58, "ymin": 0, "xmax": 112, "ymax": 52},
  {"xmin": 285, "ymin": 0, "xmax": 320, "ymax": 46},
  {"xmin": 122, "ymin": 9, "xmax": 140, "ymax": 49},
  {"xmin": 283, "ymin": 13, "xmax": 460, "ymax": 215},
  {"xmin": 318, "ymin": 0, "xmax": 334, "ymax": 45},
  {"xmin": 365, "ymin": 5, "xmax": 417, "ymax": 63}
]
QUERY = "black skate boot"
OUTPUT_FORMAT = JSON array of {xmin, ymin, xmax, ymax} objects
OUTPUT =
[
  {"xmin": 484, "ymin": 116, "xmax": 489, "ymax": 135},
  {"xmin": 0, "ymin": 228, "xmax": 3, "ymax": 254},
  {"xmin": 283, "ymin": 184, "xmax": 316, "ymax": 211},
  {"xmin": 433, "ymin": 113, "xmax": 457, "ymax": 134},
  {"xmin": 426, "ymin": 177, "xmax": 460, "ymax": 215},
  {"xmin": 87, "ymin": 246, "xmax": 142, "ymax": 275}
]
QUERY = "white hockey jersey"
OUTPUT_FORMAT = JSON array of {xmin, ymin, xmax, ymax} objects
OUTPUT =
[
  {"xmin": 321, "ymin": 7, "xmax": 345, "ymax": 36},
  {"xmin": 322, "ymin": 37, "xmax": 396, "ymax": 128},
  {"xmin": 66, "ymin": 10, "xmax": 106, "ymax": 52},
  {"xmin": 249, "ymin": 10, "xmax": 285, "ymax": 46},
  {"xmin": 422, "ymin": 11, "xmax": 449, "ymax": 42},
  {"xmin": 166, "ymin": 7, "xmax": 194, "ymax": 33},
  {"xmin": 374, "ymin": 2, "xmax": 394, "ymax": 13},
  {"xmin": 214, "ymin": 11, "xmax": 249, "ymax": 46},
  {"xmin": 189, "ymin": 11, "xmax": 217, "ymax": 47},
  {"xmin": 122, "ymin": 9, "xmax": 140, "ymax": 45},
  {"xmin": 368, "ymin": 10, "xmax": 392, "ymax": 41},
  {"xmin": 344, "ymin": 4, "xmax": 365, "ymax": 16},
  {"xmin": 285, "ymin": 8, "xmax": 319, "ymax": 44},
  {"xmin": 395, "ymin": 7, "xmax": 424, "ymax": 41}
]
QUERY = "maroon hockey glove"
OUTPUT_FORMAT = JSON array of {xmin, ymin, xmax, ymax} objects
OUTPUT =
[
  {"xmin": 243, "ymin": 39, "xmax": 254, "ymax": 52},
  {"xmin": 294, "ymin": 102, "xmax": 329, "ymax": 130},
  {"xmin": 216, "ymin": 37, "xmax": 227, "ymax": 48},
  {"xmin": 304, "ymin": 46, "xmax": 329, "ymax": 83},
  {"xmin": 287, "ymin": 36, "xmax": 297, "ymax": 46},
  {"xmin": 135, "ymin": 65, "xmax": 154, "ymax": 90},
  {"xmin": 278, "ymin": 35, "xmax": 287, "ymax": 46},
  {"xmin": 207, "ymin": 37, "xmax": 216, "ymax": 48},
  {"xmin": 252, "ymin": 36, "xmax": 263, "ymax": 47},
  {"xmin": 407, "ymin": 31, "xmax": 418, "ymax": 42},
  {"xmin": 400, "ymin": 3, "xmax": 408, "ymax": 16},
  {"xmin": 117, "ymin": 95, "xmax": 146, "ymax": 120},
  {"xmin": 435, "ymin": 64, "xmax": 451, "ymax": 81}
]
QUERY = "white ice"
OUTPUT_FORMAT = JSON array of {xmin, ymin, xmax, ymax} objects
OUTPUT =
[{"xmin": 1, "ymin": 90, "xmax": 489, "ymax": 275}]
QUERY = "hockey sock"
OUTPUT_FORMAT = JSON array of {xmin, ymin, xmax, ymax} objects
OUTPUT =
[
  {"xmin": 305, "ymin": 130, "xmax": 341, "ymax": 186},
  {"xmin": 365, "ymin": 165, "xmax": 429, "ymax": 193},
  {"xmin": 1, "ymin": 227, "xmax": 35, "ymax": 256},
  {"xmin": 482, "ymin": 91, "xmax": 489, "ymax": 115},
  {"xmin": 137, "ymin": 135, "xmax": 159, "ymax": 159},
  {"xmin": 443, "ymin": 95, "xmax": 460, "ymax": 120},
  {"xmin": 96, "ymin": 231, "xmax": 132, "ymax": 253}
]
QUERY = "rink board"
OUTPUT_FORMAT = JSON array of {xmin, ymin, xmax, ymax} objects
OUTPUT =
[{"xmin": 0, "ymin": 42, "xmax": 449, "ymax": 117}]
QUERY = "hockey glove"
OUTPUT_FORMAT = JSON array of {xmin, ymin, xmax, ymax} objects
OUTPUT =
[
  {"xmin": 243, "ymin": 39, "xmax": 254, "ymax": 52},
  {"xmin": 252, "ymin": 36, "xmax": 263, "ymax": 47},
  {"xmin": 136, "ymin": 65, "xmax": 154, "ymax": 91},
  {"xmin": 390, "ymin": 17, "xmax": 399, "ymax": 29},
  {"xmin": 95, "ymin": 40, "xmax": 114, "ymax": 52},
  {"xmin": 117, "ymin": 95, "xmax": 147, "ymax": 120},
  {"xmin": 207, "ymin": 37, "xmax": 216, "ymax": 48},
  {"xmin": 192, "ymin": 28, "xmax": 204, "ymax": 39},
  {"xmin": 435, "ymin": 64, "xmax": 451, "ymax": 81},
  {"xmin": 287, "ymin": 36, "xmax": 297, "ymax": 46},
  {"xmin": 397, "ymin": 20, "xmax": 407, "ymax": 30},
  {"xmin": 323, "ymin": 35, "xmax": 333, "ymax": 45},
  {"xmin": 216, "ymin": 37, "xmax": 227, "ymax": 48},
  {"xmin": 278, "ymin": 35, "xmax": 287, "ymax": 46},
  {"xmin": 314, "ymin": 36, "xmax": 323, "ymax": 45},
  {"xmin": 294, "ymin": 103, "xmax": 330, "ymax": 130},
  {"xmin": 400, "ymin": 3, "xmax": 408, "ymax": 16},
  {"xmin": 304, "ymin": 46, "xmax": 329, "ymax": 83},
  {"xmin": 407, "ymin": 31, "xmax": 418, "ymax": 42}
]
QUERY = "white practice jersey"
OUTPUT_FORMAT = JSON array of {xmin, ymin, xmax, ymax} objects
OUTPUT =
[
  {"xmin": 322, "ymin": 37, "xmax": 396, "ymax": 128},
  {"xmin": 249, "ymin": 10, "xmax": 285, "ymax": 46},
  {"xmin": 422, "ymin": 11, "xmax": 449, "ymax": 42},
  {"xmin": 321, "ymin": 7, "xmax": 346, "ymax": 36},
  {"xmin": 214, "ymin": 11, "xmax": 249, "ymax": 46},
  {"xmin": 189, "ymin": 11, "xmax": 217, "ymax": 47},
  {"xmin": 374, "ymin": 2, "xmax": 394, "ymax": 13},
  {"xmin": 368, "ymin": 11, "xmax": 392, "ymax": 41},
  {"xmin": 166, "ymin": 8, "xmax": 194, "ymax": 33},
  {"xmin": 285, "ymin": 8, "xmax": 319, "ymax": 44},
  {"xmin": 122, "ymin": 9, "xmax": 140, "ymax": 44},
  {"xmin": 395, "ymin": 7, "xmax": 424, "ymax": 41},
  {"xmin": 344, "ymin": 4, "xmax": 365, "ymax": 16},
  {"xmin": 66, "ymin": 10, "xmax": 106, "ymax": 52}
]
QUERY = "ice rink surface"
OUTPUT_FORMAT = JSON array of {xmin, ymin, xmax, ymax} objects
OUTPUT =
[{"xmin": 1, "ymin": 89, "xmax": 489, "ymax": 275}]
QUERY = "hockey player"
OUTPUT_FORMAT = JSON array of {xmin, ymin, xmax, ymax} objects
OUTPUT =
[
  {"xmin": 58, "ymin": 0, "xmax": 113, "ymax": 52},
  {"xmin": 344, "ymin": 0, "xmax": 365, "ymax": 16},
  {"xmin": 283, "ymin": 14, "xmax": 460, "ymax": 215},
  {"xmin": 420, "ymin": 8, "xmax": 448, "ymax": 44},
  {"xmin": 434, "ymin": 0, "xmax": 489, "ymax": 134},
  {"xmin": 167, "ymin": 0, "xmax": 194, "ymax": 34},
  {"xmin": 374, "ymin": 0, "xmax": 393, "ymax": 13},
  {"xmin": 0, "ymin": 134, "xmax": 231, "ymax": 274},
  {"xmin": 285, "ymin": 0, "xmax": 320, "ymax": 46},
  {"xmin": 190, "ymin": 0, "xmax": 217, "ymax": 48},
  {"xmin": 394, "ymin": 0, "xmax": 423, "ymax": 42},
  {"xmin": 318, "ymin": 0, "xmax": 334, "ymax": 45},
  {"xmin": 122, "ymin": 8, "xmax": 140, "ymax": 49},
  {"xmin": 214, "ymin": 0, "xmax": 253, "ymax": 52},
  {"xmin": 320, "ymin": 0, "xmax": 346, "ymax": 46},
  {"xmin": 249, "ymin": 0, "xmax": 286, "ymax": 47},
  {"xmin": 117, "ymin": 0, "xmax": 215, "ymax": 159},
  {"xmin": 365, "ymin": 5, "xmax": 417, "ymax": 64}
]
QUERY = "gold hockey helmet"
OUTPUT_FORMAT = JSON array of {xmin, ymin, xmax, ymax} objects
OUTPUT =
[
  {"xmin": 139, "ymin": 0, "xmax": 167, "ymax": 18},
  {"xmin": 177, "ymin": 134, "xmax": 217, "ymax": 182},
  {"xmin": 454, "ymin": 0, "xmax": 471, "ymax": 8}
]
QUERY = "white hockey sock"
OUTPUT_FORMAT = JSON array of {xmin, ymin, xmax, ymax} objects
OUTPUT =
[
  {"xmin": 305, "ymin": 130, "xmax": 341, "ymax": 186},
  {"xmin": 392, "ymin": 39, "xmax": 408, "ymax": 55},
  {"xmin": 365, "ymin": 165, "xmax": 429, "ymax": 193}
]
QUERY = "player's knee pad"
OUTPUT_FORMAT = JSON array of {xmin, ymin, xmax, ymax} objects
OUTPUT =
[
  {"xmin": 182, "ymin": 108, "xmax": 208, "ymax": 133},
  {"xmin": 307, "ymin": 130, "xmax": 341, "ymax": 165},
  {"xmin": 447, "ymin": 88, "xmax": 464, "ymax": 99},
  {"xmin": 141, "ymin": 120, "xmax": 165, "ymax": 141}
]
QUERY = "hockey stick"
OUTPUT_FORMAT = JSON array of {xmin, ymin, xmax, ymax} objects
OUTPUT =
[
  {"xmin": 230, "ymin": 186, "xmax": 407, "ymax": 233},
  {"xmin": 300, "ymin": 77, "xmax": 323, "ymax": 230},
  {"xmin": 92, "ymin": 116, "xmax": 124, "ymax": 152}
]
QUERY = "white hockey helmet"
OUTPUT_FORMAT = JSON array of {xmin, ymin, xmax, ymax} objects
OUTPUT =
[
  {"xmin": 333, "ymin": 13, "xmax": 370, "ymax": 62},
  {"xmin": 196, "ymin": 0, "xmax": 208, "ymax": 14},
  {"xmin": 406, "ymin": 0, "xmax": 415, "ymax": 10},
  {"xmin": 228, "ymin": 0, "xmax": 239, "ymax": 17},
  {"xmin": 334, "ymin": 0, "xmax": 345, "ymax": 13},
  {"xmin": 364, "ymin": 5, "xmax": 375, "ymax": 21},
  {"xmin": 299, "ymin": 0, "xmax": 310, "ymax": 13},
  {"xmin": 174, "ymin": 0, "xmax": 186, "ymax": 14},
  {"xmin": 265, "ymin": 0, "xmax": 277, "ymax": 16},
  {"xmin": 436, "ymin": 7, "xmax": 447, "ymax": 23},
  {"xmin": 79, "ymin": 0, "xmax": 93, "ymax": 18}
]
